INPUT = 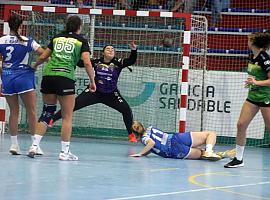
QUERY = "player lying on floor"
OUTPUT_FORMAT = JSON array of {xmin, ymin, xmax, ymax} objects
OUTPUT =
[{"xmin": 129, "ymin": 121, "xmax": 222, "ymax": 161}]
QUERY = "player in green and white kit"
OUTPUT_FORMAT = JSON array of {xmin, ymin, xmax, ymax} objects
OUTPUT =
[
  {"xmin": 225, "ymin": 32, "xmax": 270, "ymax": 168},
  {"xmin": 27, "ymin": 15, "xmax": 96, "ymax": 161}
]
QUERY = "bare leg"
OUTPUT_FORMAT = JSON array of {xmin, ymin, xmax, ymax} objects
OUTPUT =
[
  {"xmin": 5, "ymin": 95, "xmax": 21, "ymax": 154},
  {"xmin": 20, "ymin": 90, "xmax": 37, "ymax": 135},
  {"xmin": 57, "ymin": 94, "xmax": 75, "ymax": 142},
  {"xmin": 57, "ymin": 94, "xmax": 78, "ymax": 160},
  {"xmin": 5, "ymin": 95, "xmax": 19, "ymax": 136},
  {"xmin": 190, "ymin": 131, "xmax": 220, "ymax": 161},
  {"xmin": 186, "ymin": 148, "xmax": 202, "ymax": 159},
  {"xmin": 27, "ymin": 94, "xmax": 57, "ymax": 158},
  {"xmin": 224, "ymin": 101, "xmax": 259, "ymax": 167},
  {"xmin": 236, "ymin": 101, "xmax": 259, "ymax": 146},
  {"xmin": 36, "ymin": 94, "xmax": 58, "ymax": 136},
  {"xmin": 259, "ymin": 106, "xmax": 270, "ymax": 134},
  {"xmin": 190, "ymin": 131, "xmax": 216, "ymax": 149}
]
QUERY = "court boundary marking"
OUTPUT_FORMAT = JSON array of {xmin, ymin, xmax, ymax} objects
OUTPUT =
[
  {"xmin": 107, "ymin": 171, "xmax": 270, "ymax": 200},
  {"xmin": 189, "ymin": 172, "xmax": 270, "ymax": 200}
]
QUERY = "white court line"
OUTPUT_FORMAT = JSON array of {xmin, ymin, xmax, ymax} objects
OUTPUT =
[{"xmin": 107, "ymin": 181, "xmax": 270, "ymax": 200}]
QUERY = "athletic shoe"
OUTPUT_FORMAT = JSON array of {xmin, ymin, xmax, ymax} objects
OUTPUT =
[
  {"xmin": 224, "ymin": 157, "xmax": 244, "ymax": 168},
  {"xmin": 201, "ymin": 151, "xmax": 221, "ymax": 161},
  {"xmin": 128, "ymin": 133, "xmax": 137, "ymax": 143},
  {"xmin": 217, "ymin": 148, "xmax": 236, "ymax": 159},
  {"xmin": 59, "ymin": 151, "xmax": 78, "ymax": 161},
  {"xmin": 48, "ymin": 119, "xmax": 54, "ymax": 127},
  {"xmin": 9, "ymin": 144, "xmax": 21, "ymax": 155},
  {"xmin": 27, "ymin": 145, "xmax": 38, "ymax": 158},
  {"xmin": 36, "ymin": 146, "xmax": 44, "ymax": 155}
]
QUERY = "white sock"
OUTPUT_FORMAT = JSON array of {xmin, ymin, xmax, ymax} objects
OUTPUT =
[
  {"xmin": 61, "ymin": 141, "xmax": 70, "ymax": 154},
  {"xmin": 206, "ymin": 144, "xmax": 213, "ymax": 153},
  {"xmin": 10, "ymin": 135, "xmax": 18, "ymax": 145},
  {"xmin": 236, "ymin": 144, "xmax": 245, "ymax": 160},
  {"xmin": 32, "ymin": 134, "xmax": 43, "ymax": 146},
  {"xmin": 31, "ymin": 135, "xmax": 35, "ymax": 144}
]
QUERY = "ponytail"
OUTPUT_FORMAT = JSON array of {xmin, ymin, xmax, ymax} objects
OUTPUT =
[
  {"xmin": 64, "ymin": 15, "xmax": 82, "ymax": 33},
  {"xmin": 8, "ymin": 15, "xmax": 26, "ymax": 42}
]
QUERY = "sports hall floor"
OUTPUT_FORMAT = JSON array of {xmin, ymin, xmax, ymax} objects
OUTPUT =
[{"xmin": 0, "ymin": 133, "xmax": 269, "ymax": 200}]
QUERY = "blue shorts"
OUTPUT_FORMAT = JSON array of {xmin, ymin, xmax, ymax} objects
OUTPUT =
[
  {"xmin": 1, "ymin": 71, "xmax": 35, "ymax": 95},
  {"xmin": 170, "ymin": 132, "xmax": 192, "ymax": 159}
]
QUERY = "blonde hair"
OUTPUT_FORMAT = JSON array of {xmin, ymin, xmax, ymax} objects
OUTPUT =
[{"xmin": 131, "ymin": 121, "xmax": 145, "ymax": 137}]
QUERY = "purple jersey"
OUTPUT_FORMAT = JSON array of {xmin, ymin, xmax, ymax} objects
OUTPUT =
[{"xmin": 92, "ymin": 49, "xmax": 137, "ymax": 93}]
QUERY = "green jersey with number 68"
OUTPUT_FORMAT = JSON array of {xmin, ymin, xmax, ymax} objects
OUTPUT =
[
  {"xmin": 43, "ymin": 32, "xmax": 89, "ymax": 81},
  {"xmin": 247, "ymin": 51, "xmax": 270, "ymax": 104}
]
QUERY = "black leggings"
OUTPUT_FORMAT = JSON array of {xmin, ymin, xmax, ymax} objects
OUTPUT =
[{"xmin": 53, "ymin": 89, "xmax": 134, "ymax": 135}]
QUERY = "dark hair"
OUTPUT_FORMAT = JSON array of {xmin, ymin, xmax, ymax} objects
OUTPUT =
[
  {"xmin": 248, "ymin": 32, "xmax": 270, "ymax": 50},
  {"xmin": 65, "ymin": 15, "xmax": 82, "ymax": 33},
  {"xmin": 8, "ymin": 15, "xmax": 25, "ymax": 42},
  {"xmin": 102, "ymin": 44, "xmax": 114, "ymax": 52}
]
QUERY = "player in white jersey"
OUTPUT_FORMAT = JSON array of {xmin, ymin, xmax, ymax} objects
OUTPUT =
[
  {"xmin": 0, "ymin": 15, "xmax": 44, "ymax": 155},
  {"xmin": 130, "ymin": 121, "xmax": 221, "ymax": 161}
]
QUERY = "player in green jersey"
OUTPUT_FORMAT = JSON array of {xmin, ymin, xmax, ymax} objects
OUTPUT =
[
  {"xmin": 27, "ymin": 15, "xmax": 96, "ymax": 161},
  {"xmin": 225, "ymin": 32, "xmax": 270, "ymax": 168}
]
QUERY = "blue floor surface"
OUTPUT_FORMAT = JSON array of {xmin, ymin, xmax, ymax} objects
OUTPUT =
[{"xmin": 0, "ymin": 133, "xmax": 269, "ymax": 200}]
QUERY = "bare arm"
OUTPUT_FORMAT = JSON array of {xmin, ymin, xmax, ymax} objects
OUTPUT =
[
  {"xmin": 32, "ymin": 48, "xmax": 52, "ymax": 69},
  {"xmin": 36, "ymin": 47, "xmax": 45, "ymax": 56},
  {"xmin": 130, "ymin": 139, "xmax": 155, "ymax": 157},
  {"xmin": 81, "ymin": 51, "xmax": 96, "ymax": 92},
  {"xmin": 246, "ymin": 72, "xmax": 270, "ymax": 86}
]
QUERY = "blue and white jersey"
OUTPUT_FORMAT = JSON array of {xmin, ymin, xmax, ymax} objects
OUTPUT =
[
  {"xmin": 0, "ymin": 35, "xmax": 40, "ymax": 75},
  {"xmin": 141, "ymin": 126, "xmax": 173, "ymax": 158}
]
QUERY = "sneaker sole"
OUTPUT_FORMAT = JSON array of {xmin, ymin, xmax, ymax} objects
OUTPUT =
[
  {"xmin": 201, "ymin": 156, "xmax": 221, "ymax": 161},
  {"xmin": 224, "ymin": 163, "xmax": 244, "ymax": 168},
  {"xmin": 217, "ymin": 150, "xmax": 236, "ymax": 159},
  {"xmin": 217, "ymin": 153, "xmax": 227, "ymax": 159},
  {"xmin": 59, "ymin": 158, "xmax": 78, "ymax": 161},
  {"xmin": 27, "ymin": 152, "xmax": 35, "ymax": 158},
  {"xmin": 9, "ymin": 150, "xmax": 21, "ymax": 155}
]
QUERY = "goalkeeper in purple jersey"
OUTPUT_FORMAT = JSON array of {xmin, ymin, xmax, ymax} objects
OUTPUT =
[
  {"xmin": 129, "ymin": 121, "xmax": 221, "ymax": 161},
  {"xmin": 53, "ymin": 42, "xmax": 138, "ymax": 142}
]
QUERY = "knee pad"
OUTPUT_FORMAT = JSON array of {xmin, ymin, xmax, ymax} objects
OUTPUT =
[{"xmin": 38, "ymin": 104, "xmax": 57, "ymax": 126}]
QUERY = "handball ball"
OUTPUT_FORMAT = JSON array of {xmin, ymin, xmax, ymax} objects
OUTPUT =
[{"xmin": 163, "ymin": 38, "xmax": 173, "ymax": 47}]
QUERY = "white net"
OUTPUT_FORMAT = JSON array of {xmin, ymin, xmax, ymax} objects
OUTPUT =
[
  {"xmin": 7, "ymin": 7, "xmax": 270, "ymax": 146},
  {"xmin": 8, "ymin": 9, "xmax": 208, "ymax": 140}
]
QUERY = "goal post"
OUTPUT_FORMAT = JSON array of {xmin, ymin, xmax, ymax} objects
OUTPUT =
[
  {"xmin": 3, "ymin": 4, "xmax": 203, "ymax": 137},
  {"xmin": 4, "ymin": 4, "xmax": 268, "ymax": 146},
  {"xmin": 8, "ymin": 4, "xmax": 270, "ymax": 147},
  {"xmin": 1, "ymin": 1, "xmax": 270, "ymax": 147}
]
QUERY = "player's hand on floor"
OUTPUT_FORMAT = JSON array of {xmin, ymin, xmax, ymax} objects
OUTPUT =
[{"xmin": 130, "ymin": 153, "xmax": 141, "ymax": 157}]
